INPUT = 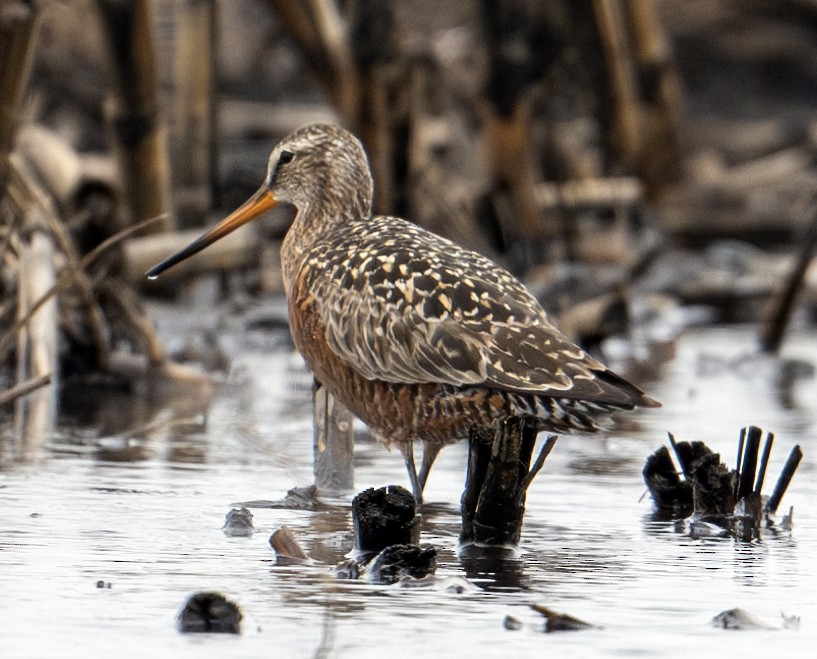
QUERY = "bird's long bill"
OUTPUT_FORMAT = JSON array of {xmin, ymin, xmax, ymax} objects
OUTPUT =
[{"xmin": 146, "ymin": 186, "xmax": 279, "ymax": 279}]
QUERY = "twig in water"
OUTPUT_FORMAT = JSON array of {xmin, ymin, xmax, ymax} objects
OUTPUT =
[{"xmin": 518, "ymin": 434, "xmax": 558, "ymax": 495}]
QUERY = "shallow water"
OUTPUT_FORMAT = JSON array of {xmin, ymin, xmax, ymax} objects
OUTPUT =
[{"xmin": 1, "ymin": 324, "xmax": 815, "ymax": 658}]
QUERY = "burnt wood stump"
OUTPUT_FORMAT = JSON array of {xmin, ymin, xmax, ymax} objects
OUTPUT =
[
  {"xmin": 338, "ymin": 485, "xmax": 434, "ymax": 584},
  {"xmin": 352, "ymin": 485, "xmax": 420, "ymax": 555},
  {"xmin": 460, "ymin": 419, "xmax": 557, "ymax": 547},
  {"xmin": 643, "ymin": 426, "xmax": 803, "ymax": 538}
]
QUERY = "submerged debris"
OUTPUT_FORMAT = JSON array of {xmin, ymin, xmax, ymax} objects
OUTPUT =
[
  {"xmin": 237, "ymin": 485, "xmax": 322, "ymax": 511},
  {"xmin": 222, "ymin": 507, "xmax": 254, "ymax": 537},
  {"xmin": 711, "ymin": 608, "xmax": 800, "ymax": 631},
  {"xmin": 643, "ymin": 426, "xmax": 802, "ymax": 538},
  {"xmin": 361, "ymin": 544, "xmax": 437, "ymax": 585},
  {"xmin": 530, "ymin": 604, "xmax": 598, "ymax": 633},
  {"xmin": 177, "ymin": 592, "xmax": 242, "ymax": 634},
  {"xmin": 503, "ymin": 615, "xmax": 524, "ymax": 631},
  {"xmin": 269, "ymin": 526, "xmax": 310, "ymax": 564}
]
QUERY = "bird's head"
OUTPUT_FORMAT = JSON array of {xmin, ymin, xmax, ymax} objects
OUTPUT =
[{"xmin": 146, "ymin": 123, "xmax": 373, "ymax": 280}]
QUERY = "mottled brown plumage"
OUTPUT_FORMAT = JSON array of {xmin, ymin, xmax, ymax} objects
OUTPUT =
[{"xmin": 148, "ymin": 123, "xmax": 659, "ymax": 501}]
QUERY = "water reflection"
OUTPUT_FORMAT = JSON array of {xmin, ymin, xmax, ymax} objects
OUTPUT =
[
  {"xmin": 1, "ymin": 326, "xmax": 815, "ymax": 658},
  {"xmin": 459, "ymin": 552, "xmax": 529, "ymax": 592}
]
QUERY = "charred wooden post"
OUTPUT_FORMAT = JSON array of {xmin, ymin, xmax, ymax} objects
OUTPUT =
[
  {"xmin": 360, "ymin": 544, "xmax": 436, "ymax": 585},
  {"xmin": 95, "ymin": 0, "xmax": 174, "ymax": 233},
  {"xmin": 460, "ymin": 420, "xmax": 557, "ymax": 548},
  {"xmin": 352, "ymin": 485, "xmax": 420, "ymax": 555},
  {"xmin": 766, "ymin": 444, "xmax": 803, "ymax": 515},
  {"xmin": 644, "ymin": 427, "xmax": 803, "ymax": 537},
  {"xmin": 0, "ymin": 0, "xmax": 41, "ymax": 188},
  {"xmin": 666, "ymin": 433, "xmax": 735, "ymax": 516},
  {"xmin": 312, "ymin": 383, "xmax": 355, "ymax": 495},
  {"xmin": 339, "ymin": 485, "xmax": 433, "ymax": 584},
  {"xmin": 736, "ymin": 425, "xmax": 762, "ymax": 501}
]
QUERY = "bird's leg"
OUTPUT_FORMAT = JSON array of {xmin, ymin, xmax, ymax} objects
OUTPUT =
[
  {"xmin": 399, "ymin": 442, "xmax": 424, "ymax": 505},
  {"xmin": 418, "ymin": 443, "xmax": 442, "ymax": 492}
]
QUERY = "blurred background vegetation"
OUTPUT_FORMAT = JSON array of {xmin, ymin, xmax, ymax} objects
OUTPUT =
[{"xmin": 3, "ymin": 0, "xmax": 817, "ymax": 408}]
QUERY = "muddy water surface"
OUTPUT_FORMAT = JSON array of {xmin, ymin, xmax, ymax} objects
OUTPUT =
[{"xmin": 1, "ymin": 324, "xmax": 815, "ymax": 658}]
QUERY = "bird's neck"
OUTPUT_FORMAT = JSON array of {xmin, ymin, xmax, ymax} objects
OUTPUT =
[{"xmin": 280, "ymin": 201, "xmax": 361, "ymax": 295}]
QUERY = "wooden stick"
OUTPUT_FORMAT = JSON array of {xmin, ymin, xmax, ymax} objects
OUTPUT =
[
  {"xmin": 266, "ymin": 0, "xmax": 360, "ymax": 127},
  {"xmin": 537, "ymin": 177, "xmax": 643, "ymax": 210},
  {"xmin": 517, "ymin": 435, "xmax": 558, "ymax": 496},
  {"xmin": 17, "ymin": 218, "xmax": 58, "ymax": 384},
  {"xmin": 0, "ymin": 373, "xmax": 51, "ymax": 407}
]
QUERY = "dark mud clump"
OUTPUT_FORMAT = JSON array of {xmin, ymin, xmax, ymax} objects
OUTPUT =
[{"xmin": 177, "ymin": 591, "xmax": 242, "ymax": 634}]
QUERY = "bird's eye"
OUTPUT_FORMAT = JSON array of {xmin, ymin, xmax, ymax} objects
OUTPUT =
[{"xmin": 278, "ymin": 150, "xmax": 295, "ymax": 166}]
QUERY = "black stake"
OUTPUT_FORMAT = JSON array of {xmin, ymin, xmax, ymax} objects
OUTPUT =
[
  {"xmin": 753, "ymin": 431, "xmax": 774, "ymax": 495},
  {"xmin": 766, "ymin": 445, "xmax": 803, "ymax": 514},
  {"xmin": 737, "ymin": 426, "xmax": 762, "ymax": 501},
  {"xmin": 734, "ymin": 427, "xmax": 746, "ymax": 501}
]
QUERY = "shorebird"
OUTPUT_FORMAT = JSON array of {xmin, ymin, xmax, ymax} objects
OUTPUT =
[{"xmin": 148, "ymin": 123, "xmax": 658, "ymax": 502}]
